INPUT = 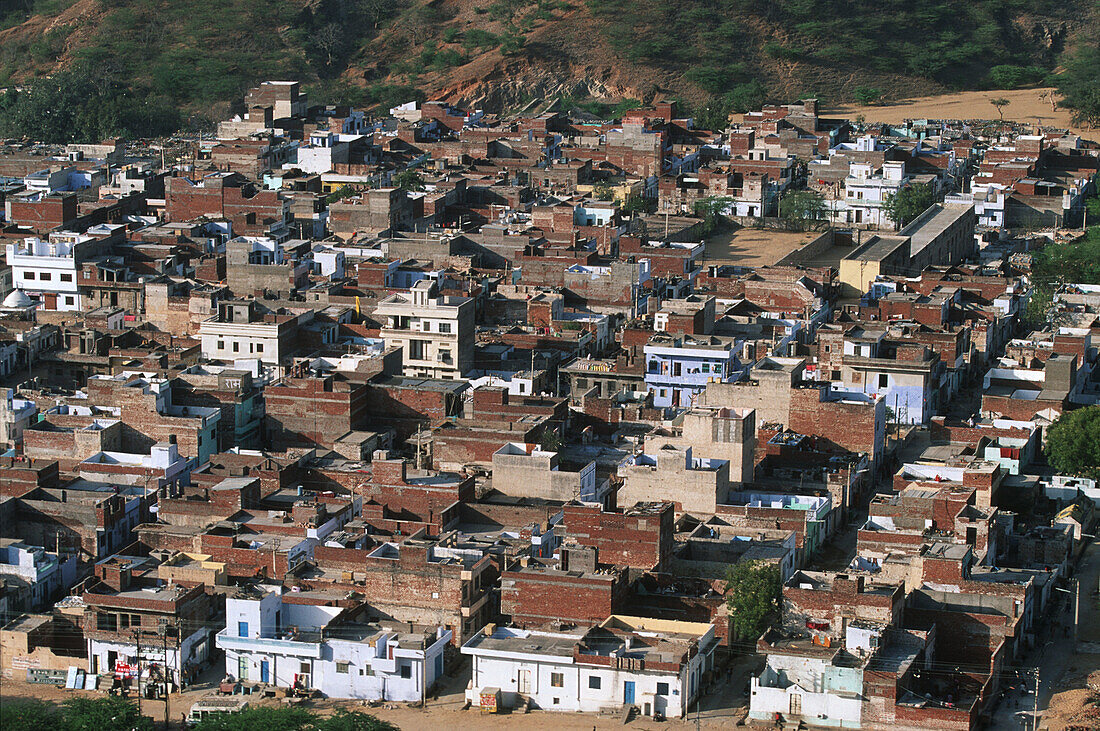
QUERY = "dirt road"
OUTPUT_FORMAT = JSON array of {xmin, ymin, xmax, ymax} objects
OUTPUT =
[{"xmin": 826, "ymin": 87, "xmax": 1092, "ymax": 137}]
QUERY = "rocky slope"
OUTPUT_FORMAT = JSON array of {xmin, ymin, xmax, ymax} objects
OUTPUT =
[{"xmin": 0, "ymin": 0, "xmax": 1087, "ymax": 114}]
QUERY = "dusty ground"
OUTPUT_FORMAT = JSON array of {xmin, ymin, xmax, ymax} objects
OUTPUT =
[
  {"xmin": 703, "ymin": 222, "xmax": 823, "ymax": 267},
  {"xmin": 826, "ymin": 87, "xmax": 1093, "ymax": 137}
]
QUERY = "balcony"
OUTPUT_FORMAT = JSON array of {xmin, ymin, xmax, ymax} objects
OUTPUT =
[{"xmin": 215, "ymin": 627, "xmax": 322, "ymax": 658}]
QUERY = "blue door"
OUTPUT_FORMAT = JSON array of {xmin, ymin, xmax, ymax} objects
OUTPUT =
[
  {"xmin": 260, "ymin": 660, "xmax": 270, "ymax": 683},
  {"xmin": 624, "ymin": 681, "xmax": 635, "ymax": 704},
  {"xmin": 238, "ymin": 621, "xmax": 249, "ymax": 637}
]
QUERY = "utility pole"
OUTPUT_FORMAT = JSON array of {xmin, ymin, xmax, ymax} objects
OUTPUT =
[
  {"xmin": 134, "ymin": 629, "xmax": 142, "ymax": 718},
  {"xmin": 1033, "ymin": 667, "xmax": 1039, "ymax": 731},
  {"xmin": 1073, "ymin": 577, "xmax": 1080, "ymax": 645},
  {"xmin": 162, "ymin": 627, "xmax": 171, "ymax": 730}
]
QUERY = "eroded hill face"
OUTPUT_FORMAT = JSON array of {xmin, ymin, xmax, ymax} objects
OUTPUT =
[{"xmin": 0, "ymin": 0, "xmax": 1086, "ymax": 114}]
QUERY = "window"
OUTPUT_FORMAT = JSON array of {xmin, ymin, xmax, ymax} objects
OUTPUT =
[
  {"xmin": 657, "ymin": 682, "xmax": 669, "ymax": 695},
  {"xmin": 256, "ymin": 344, "xmax": 264, "ymax": 353},
  {"xmin": 400, "ymin": 664, "xmax": 412, "ymax": 679},
  {"xmin": 589, "ymin": 676, "xmax": 601, "ymax": 689},
  {"xmin": 218, "ymin": 340, "xmax": 225, "ymax": 351},
  {"xmin": 438, "ymin": 322, "xmax": 451, "ymax": 334},
  {"xmin": 23, "ymin": 272, "xmax": 34, "ymax": 280},
  {"xmin": 60, "ymin": 273, "xmax": 73, "ymax": 282},
  {"xmin": 232, "ymin": 342, "xmax": 240, "ymax": 353},
  {"xmin": 39, "ymin": 272, "xmax": 51, "ymax": 281},
  {"xmin": 65, "ymin": 296, "xmax": 74, "ymax": 306},
  {"xmin": 551, "ymin": 672, "xmax": 564, "ymax": 688},
  {"xmin": 97, "ymin": 613, "xmax": 118, "ymax": 631},
  {"xmin": 336, "ymin": 662, "xmax": 349, "ymax": 674},
  {"xmin": 878, "ymin": 373, "xmax": 889, "ymax": 388}
]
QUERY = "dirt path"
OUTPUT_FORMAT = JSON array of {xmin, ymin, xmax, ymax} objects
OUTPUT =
[{"xmin": 826, "ymin": 87, "xmax": 1094, "ymax": 138}]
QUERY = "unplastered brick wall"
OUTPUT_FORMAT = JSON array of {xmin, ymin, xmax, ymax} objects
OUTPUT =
[{"xmin": 562, "ymin": 502, "xmax": 674, "ymax": 570}]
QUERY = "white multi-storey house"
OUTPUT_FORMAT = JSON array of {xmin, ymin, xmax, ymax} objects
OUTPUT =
[{"xmin": 216, "ymin": 585, "xmax": 451, "ymax": 701}]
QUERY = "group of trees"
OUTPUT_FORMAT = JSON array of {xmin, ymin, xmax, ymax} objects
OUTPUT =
[
  {"xmin": 1046, "ymin": 406, "xmax": 1100, "ymax": 480},
  {"xmin": 0, "ymin": 64, "xmax": 181, "ymax": 143},
  {"xmin": 1, "ymin": 697, "xmax": 397, "ymax": 731},
  {"xmin": 587, "ymin": 0, "xmax": 1069, "ymax": 106},
  {"xmin": 1, "ymin": 696, "xmax": 150, "ymax": 731},
  {"xmin": 1057, "ymin": 40, "xmax": 1100, "ymax": 128}
]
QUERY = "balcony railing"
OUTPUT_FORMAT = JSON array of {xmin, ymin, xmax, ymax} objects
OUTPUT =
[{"xmin": 215, "ymin": 628, "xmax": 322, "ymax": 658}]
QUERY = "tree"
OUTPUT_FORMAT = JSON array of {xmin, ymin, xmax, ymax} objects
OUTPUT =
[
  {"xmin": 392, "ymin": 169, "xmax": 424, "ymax": 192},
  {"xmin": 316, "ymin": 710, "xmax": 400, "ymax": 731},
  {"xmin": 1046, "ymin": 406, "xmax": 1100, "ymax": 479},
  {"xmin": 725, "ymin": 560, "xmax": 781, "ymax": 640},
  {"xmin": 0, "ymin": 64, "xmax": 179, "ymax": 143},
  {"xmin": 621, "ymin": 193, "xmax": 648, "ymax": 217},
  {"xmin": 989, "ymin": 96, "xmax": 1010, "ymax": 124},
  {"xmin": 538, "ymin": 429, "xmax": 563, "ymax": 452},
  {"xmin": 190, "ymin": 707, "xmax": 316, "ymax": 731},
  {"xmin": 853, "ymin": 86, "xmax": 881, "ymax": 105},
  {"xmin": 592, "ymin": 182, "xmax": 615, "ymax": 201},
  {"xmin": 694, "ymin": 96, "xmax": 734, "ymax": 133},
  {"xmin": 882, "ymin": 181, "xmax": 939, "ymax": 229},
  {"xmin": 61, "ymin": 696, "xmax": 152, "ymax": 731},
  {"xmin": 0, "ymin": 698, "xmax": 62, "ymax": 731},
  {"xmin": 780, "ymin": 190, "xmax": 826, "ymax": 231},
  {"xmin": 1058, "ymin": 42, "xmax": 1100, "ymax": 129},
  {"xmin": 693, "ymin": 196, "xmax": 734, "ymax": 235}
]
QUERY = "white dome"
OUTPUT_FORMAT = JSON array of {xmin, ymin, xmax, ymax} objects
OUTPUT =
[{"xmin": 2, "ymin": 290, "xmax": 33, "ymax": 308}]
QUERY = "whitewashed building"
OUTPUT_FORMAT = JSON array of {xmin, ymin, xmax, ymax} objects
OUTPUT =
[
  {"xmin": 6, "ymin": 232, "xmax": 98, "ymax": 311},
  {"xmin": 216, "ymin": 585, "xmax": 450, "ymax": 701},
  {"xmin": 463, "ymin": 616, "xmax": 717, "ymax": 718}
]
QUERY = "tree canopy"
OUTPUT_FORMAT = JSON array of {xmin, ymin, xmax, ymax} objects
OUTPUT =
[
  {"xmin": 0, "ymin": 64, "xmax": 180, "ymax": 143},
  {"xmin": 392, "ymin": 169, "xmax": 425, "ymax": 192},
  {"xmin": 780, "ymin": 190, "xmax": 826, "ymax": 231},
  {"xmin": 1046, "ymin": 406, "xmax": 1100, "ymax": 480},
  {"xmin": 693, "ymin": 196, "xmax": 735, "ymax": 235},
  {"xmin": 725, "ymin": 560, "xmax": 781, "ymax": 640},
  {"xmin": 1, "ymin": 697, "xmax": 151, "ymax": 731},
  {"xmin": 882, "ymin": 181, "xmax": 939, "ymax": 229},
  {"xmin": 1058, "ymin": 41, "xmax": 1100, "ymax": 129},
  {"xmin": 190, "ymin": 707, "xmax": 398, "ymax": 731}
]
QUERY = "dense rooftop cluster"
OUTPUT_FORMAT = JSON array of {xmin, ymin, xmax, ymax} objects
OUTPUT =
[{"xmin": 0, "ymin": 81, "xmax": 1097, "ymax": 729}]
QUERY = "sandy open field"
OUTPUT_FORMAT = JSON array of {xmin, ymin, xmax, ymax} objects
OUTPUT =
[{"xmin": 827, "ymin": 87, "xmax": 1093, "ymax": 137}]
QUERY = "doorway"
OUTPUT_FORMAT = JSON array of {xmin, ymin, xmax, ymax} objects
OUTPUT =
[
  {"xmin": 624, "ymin": 680, "xmax": 636, "ymax": 705},
  {"xmin": 517, "ymin": 669, "xmax": 531, "ymax": 694}
]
